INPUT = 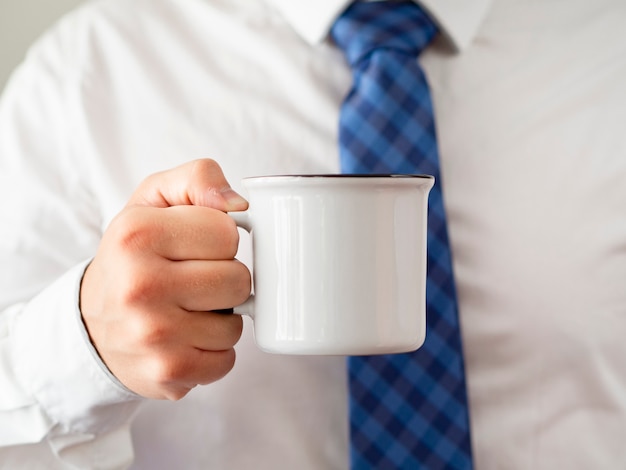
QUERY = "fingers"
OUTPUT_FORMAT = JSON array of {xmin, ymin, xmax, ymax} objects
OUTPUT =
[
  {"xmin": 119, "ymin": 315, "xmax": 242, "ymax": 401},
  {"xmin": 167, "ymin": 259, "xmax": 252, "ymax": 312},
  {"xmin": 183, "ymin": 311, "xmax": 244, "ymax": 352},
  {"xmin": 115, "ymin": 205, "xmax": 241, "ymax": 261},
  {"xmin": 137, "ymin": 258, "xmax": 251, "ymax": 312},
  {"xmin": 128, "ymin": 158, "xmax": 249, "ymax": 211},
  {"xmin": 145, "ymin": 348, "xmax": 238, "ymax": 400},
  {"xmin": 130, "ymin": 309, "xmax": 244, "ymax": 354},
  {"xmin": 80, "ymin": 159, "xmax": 251, "ymax": 401},
  {"xmin": 133, "ymin": 309, "xmax": 243, "ymax": 352},
  {"xmin": 106, "ymin": 205, "xmax": 251, "ymax": 310}
]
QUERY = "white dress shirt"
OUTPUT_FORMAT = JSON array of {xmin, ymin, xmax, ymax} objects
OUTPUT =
[{"xmin": 1, "ymin": 0, "xmax": 626, "ymax": 468}]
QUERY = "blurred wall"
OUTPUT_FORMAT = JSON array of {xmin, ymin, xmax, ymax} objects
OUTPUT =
[{"xmin": 0, "ymin": 0, "xmax": 83, "ymax": 92}]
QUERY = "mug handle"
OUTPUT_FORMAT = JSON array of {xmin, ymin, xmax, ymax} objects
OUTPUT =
[{"xmin": 229, "ymin": 211, "xmax": 255, "ymax": 318}]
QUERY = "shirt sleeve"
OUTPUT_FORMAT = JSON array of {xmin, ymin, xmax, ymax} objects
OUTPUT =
[{"xmin": 0, "ymin": 11, "xmax": 142, "ymax": 467}]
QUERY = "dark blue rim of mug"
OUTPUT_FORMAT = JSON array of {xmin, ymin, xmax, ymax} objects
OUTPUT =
[{"xmin": 243, "ymin": 174, "xmax": 433, "ymax": 179}]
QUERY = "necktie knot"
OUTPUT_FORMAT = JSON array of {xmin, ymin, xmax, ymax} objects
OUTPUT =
[{"xmin": 331, "ymin": 1, "xmax": 438, "ymax": 68}]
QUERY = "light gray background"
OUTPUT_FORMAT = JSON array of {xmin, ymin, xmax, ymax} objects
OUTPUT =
[{"xmin": 0, "ymin": 0, "xmax": 83, "ymax": 92}]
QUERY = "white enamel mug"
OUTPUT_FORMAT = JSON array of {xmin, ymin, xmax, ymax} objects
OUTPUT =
[{"xmin": 231, "ymin": 175, "xmax": 434, "ymax": 355}]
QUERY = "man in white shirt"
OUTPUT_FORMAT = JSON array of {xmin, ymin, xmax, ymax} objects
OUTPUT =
[{"xmin": 1, "ymin": 0, "xmax": 626, "ymax": 468}]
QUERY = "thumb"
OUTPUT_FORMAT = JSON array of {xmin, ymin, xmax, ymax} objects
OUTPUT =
[{"xmin": 127, "ymin": 159, "xmax": 248, "ymax": 211}]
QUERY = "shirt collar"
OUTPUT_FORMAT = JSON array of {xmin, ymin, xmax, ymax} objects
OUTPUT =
[{"xmin": 264, "ymin": 0, "xmax": 492, "ymax": 52}]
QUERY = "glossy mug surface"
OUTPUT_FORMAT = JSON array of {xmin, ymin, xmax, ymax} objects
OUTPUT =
[{"xmin": 232, "ymin": 175, "xmax": 434, "ymax": 355}]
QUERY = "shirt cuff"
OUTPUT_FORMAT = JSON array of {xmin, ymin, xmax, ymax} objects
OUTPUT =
[{"xmin": 10, "ymin": 260, "xmax": 142, "ymax": 436}]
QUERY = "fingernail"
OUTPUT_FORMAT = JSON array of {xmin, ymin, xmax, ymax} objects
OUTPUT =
[{"xmin": 221, "ymin": 187, "xmax": 248, "ymax": 210}]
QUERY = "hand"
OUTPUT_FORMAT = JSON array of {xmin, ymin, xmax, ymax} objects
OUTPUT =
[{"xmin": 80, "ymin": 159, "xmax": 251, "ymax": 400}]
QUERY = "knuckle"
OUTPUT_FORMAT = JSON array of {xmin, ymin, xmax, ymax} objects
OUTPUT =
[
  {"xmin": 133, "ymin": 318, "xmax": 171, "ymax": 348},
  {"xmin": 204, "ymin": 261, "xmax": 250, "ymax": 304},
  {"xmin": 218, "ymin": 315, "xmax": 244, "ymax": 344},
  {"xmin": 199, "ymin": 349, "xmax": 236, "ymax": 385},
  {"xmin": 229, "ymin": 318, "xmax": 244, "ymax": 344},
  {"xmin": 212, "ymin": 210, "xmax": 240, "ymax": 257},
  {"xmin": 139, "ymin": 171, "xmax": 160, "ymax": 191},
  {"xmin": 164, "ymin": 388, "xmax": 190, "ymax": 402},
  {"xmin": 215, "ymin": 349, "xmax": 237, "ymax": 378},
  {"xmin": 193, "ymin": 158, "xmax": 220, "ymax": 173},
  {"xmin": 111, "ymin": 208, "xmax": 158, "ymax": 254},
  {"xmin": 231, "ymin": 262, "xmax": 252, "ymax": 303},
  {"xmin": 190, "ymin": 159, "xmax": 223, "ymax": 187},
  {"xmin": 119, "ymin": 271, "xmax": 161, "ymax": 308},
  {"xmin": 151, "ymin": 355, "xmax": 187, "ymax": 387}
]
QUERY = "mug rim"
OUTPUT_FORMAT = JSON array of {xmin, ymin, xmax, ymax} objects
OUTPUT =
[{"xmin": 242, "ymin": 174, "xmax": 434, "ymax": 180}]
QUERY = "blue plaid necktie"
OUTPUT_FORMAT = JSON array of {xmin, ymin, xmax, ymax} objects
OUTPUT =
[{"xmin": 331, "ymin": 2, "xmax": 473, "ymax": 469}]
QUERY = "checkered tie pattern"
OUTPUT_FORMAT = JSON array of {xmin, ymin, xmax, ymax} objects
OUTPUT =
[{"xmin": 331, "ymin": 2, "xmax": 473, "ymax": 469}]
